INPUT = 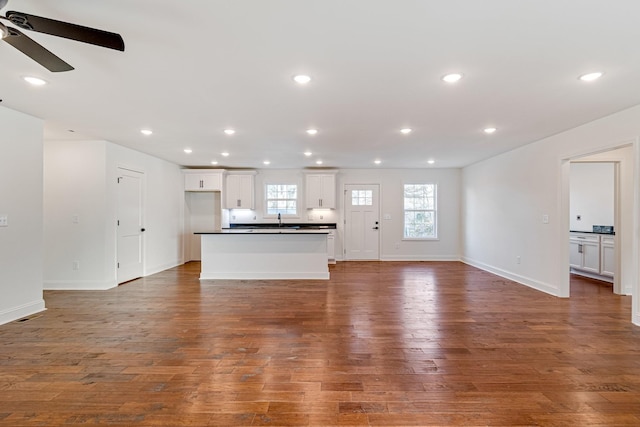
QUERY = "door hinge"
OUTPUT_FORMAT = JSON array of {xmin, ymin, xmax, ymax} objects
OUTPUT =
[
  {"xmin": 117, "ymin": 262, "xmax": 120, "ymax": 268},
  {"xmin": 117, "ymin": 176, "xmax": 122, "ymax": 183},
  {"xmin": 117, "ymin": 220, "xmax": 120, "ymax": 226}
]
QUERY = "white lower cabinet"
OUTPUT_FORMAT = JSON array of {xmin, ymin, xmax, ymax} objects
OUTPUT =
[
  {"xmin": 600, "ymin": 236, "xmax": 615, "ymax": 277},
  {"xmin": 569, "ymin": 232, "xmax": 614, "ymax": 280},
  {"xmin": 327, "ymin": 231, "xmax": 335, "ymax": 264}
]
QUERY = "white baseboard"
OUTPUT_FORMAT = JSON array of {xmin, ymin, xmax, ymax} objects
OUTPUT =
[
  {"xmin": 145, "ymin": 260, "xmax": 183, "ymax": 277},
  {"xmin": 0, "ymin": 299, "xmax": 46, "ymax": 326},
  {"xmin": 380, "ymin": 255, "xmax": 460, "ymax": 261},
  {"xmin": 461, "ymin": 257, "xmax": 561, "ymax": 296},
  {"xmin": 44, "ymin": 280, "xmax": 117, "ymax": 290}
]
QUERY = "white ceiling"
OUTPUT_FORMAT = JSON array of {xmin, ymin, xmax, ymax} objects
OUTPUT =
[{"xmin": 2, "ymin": 0, "xmax": 640, "ymax": 169}]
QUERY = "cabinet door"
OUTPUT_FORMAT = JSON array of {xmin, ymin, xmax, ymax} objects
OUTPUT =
[
  {"xmin": 306, "ymin": 175, "xmax": 323, "ymax": 208},
  {"xmin": 226, "ymin": 174, "xmax": 254, "ymax": 209},
  {"xmin": 306, "ymin": 174, "xmax": 336, "ymax": 209},
  {"xmin": 201, "ymin": 174, "xmax": 222, "ymax": 191},
  {"xmin": 569, "ymin": 240, "xmax": 583, "ymax": 269},
  {"xmin": 327, "ymin": 232, "xmax": 335, "ymax": 262},
  {"xmin": 601, "ymin": 243, "xmax": 615, "ymax": 277},
  {"xmin": 319, "ymin": 175, "xmax": 336, "ymax": 209},
  {"xmin": 581, "ymin": 242, "xmax": 600, "ymax": 273},
  {"xmin": 185, "ymin": 174, "xmax": 204, "ymax": 191},
  {"xmin": 185, "ymin": 172, "xmax": 223, "ymax": 191}
]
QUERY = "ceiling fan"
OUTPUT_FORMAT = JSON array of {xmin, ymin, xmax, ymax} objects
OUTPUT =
[{"xmin": 0, "ymin": 0, "xmax": 124, "ymax": 72}]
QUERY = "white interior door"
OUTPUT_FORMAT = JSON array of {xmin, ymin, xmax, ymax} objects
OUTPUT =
[
  {"xmin": 344, "ymin": 184, "xmax": 380, "ymax": 260},
  {"xmin": 117, "ymin": 168, "xmax": 144, "ymax": 283}
]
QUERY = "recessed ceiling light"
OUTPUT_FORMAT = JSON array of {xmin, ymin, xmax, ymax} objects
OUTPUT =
[
  {"xmin": 263, "ymin": 160, "xmax": 271, "ymax": 165},
  {"xmin": 306, "ymin": 129, "xmax": 318, "ymax": 135},
  {"xmin": 400, "ymin": 128, "xmax": 412, "ymax": 134},
  {"xmin": 315, "ymin": 160, "xmax": 323, "ymax": 165},
  {"xmin": 23, "ymin": 76, "xmax": 47, "ymax": 86},
  {"xmin": 427, "ymin": 159, "xmax": 435, "ymax": 165},
  {"xmin": 221, "ymin": 152, "xmax": 230, "ymax": 157},
  {"xmin": 442, "ymin": 73, "xmax": 463, "ymax": 83},
  {"xmin": 184, "ymin": 148, "xmax": 192, "ymax": 154},
  {"xmin": 374, "ymin": 160, "xmax": 382, "ymax": 165},
  {"xmin": 224, "ymin": 129, "xmax": 235, "ymax": 135},
  {"xmin": 293, "ymin": 74, "xmax": 311, "ymax": 84},
  {"xmin": 140, "ymin": 129, "xmax": 153, "ymax": 136},
  {"xmin": 579, "ymin": 72, "xmax": 604, "ymax": 82},
  {"xmin": 211, "ymin": 160, "xmax": 218, "ymax": 165},
  {"xmin": 483, "ymin": 127, "xmax": 497, "ymax": 134},
  {"xmin": 304, "ymin": 151, "xmax": 312, "ymax": 157}
]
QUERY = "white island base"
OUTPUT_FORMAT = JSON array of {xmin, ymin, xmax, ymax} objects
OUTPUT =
[{"xmin": 198, "ymin": 232, "xmax": 330, "ymax": 280}]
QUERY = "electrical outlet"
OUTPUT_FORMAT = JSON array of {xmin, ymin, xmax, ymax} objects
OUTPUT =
[
  {"xmin": 516, "ymin": 256, "xmax": 521, "ymax": 264},
  {"xmin": 0, "ymin": 215, "xmax": 7, "ymax": 227},
  {"xmin": 72, "ymin": 214, "xmax": 80, "ymax": 224},
  {"xmin": 542, "ymin": 214, "xmax": 549, "ymax": 224},
  {"xmin": 72, "ymin": 261, "xmax": 80, "ymax": 271}
]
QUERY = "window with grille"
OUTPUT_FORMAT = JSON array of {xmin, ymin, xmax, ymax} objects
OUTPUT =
[
  {"xmin": 351, "ymin": 190, "xmax": 373, "ymax": 206},
  {"xmin": 266, "ymin": 184, "xmax": 298, "ymax": 215},
  {"xmin": 403, "ymin": 184, "xmax": 437, "ymax": 239}
]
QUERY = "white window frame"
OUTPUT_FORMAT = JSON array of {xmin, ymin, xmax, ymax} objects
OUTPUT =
[
  {"xmin": 403, "ymin": 183, "xmax": 437, "ymax": 240},
  {"xmin": 264, "ymin": 183, "xmax": 300, "ymax": 218}
]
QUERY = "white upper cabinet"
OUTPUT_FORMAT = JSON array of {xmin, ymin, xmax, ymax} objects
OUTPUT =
[
  {"xmin": 225, "ymin": 172, "xmax": 255, "ymax": 209},
  {"xmin": 184, "ymin": 170, "xmax": 223, "ymax": 191},
  {"xmin": 306, "ymin": 173, "xmax": 336, "ymax": 209}
]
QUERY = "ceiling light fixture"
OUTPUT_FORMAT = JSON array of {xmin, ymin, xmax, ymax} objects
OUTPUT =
[
  {"xmin": 400, "ymin": 128, "xmax": 412, "ymax": 134},
  {"xmin": 23, "ymin": 76, "xmax": 47, "ymax": 86},
  {"xmin": 221, "ymin": 152, "xmax": 230, "ymax": 157},
  {"xmin": 304, "ymin": 151, "xmax": 312, "ymax": 157},
  {"xmin": 211, "ymin": 160, "xmax": 218, "ymax": 165},
  {"xmin": 293, "ymin": 74, "xmax": 311, "ymax": 84},
  {"xmin": 483, "ymin": 127, "xmax": 497, "ymax": 134},
  {"xmin": 140, "ymin": 129, "xmax": 153, "ymax": 136},
  {"xmin": 306, "ymin": 129, "xmax": 318, "ymax": 135},
  {"xmin": 263, "ymin": 160, "xmax": 271, "ymax": 165},
  {"xmin": 224, "ymin": 129, "xmax": 235, "ymax": 135},
  {"xmin": 442, "ymin": 73, "xmax": 463, "ymax": 83},
  {"xmin": 579, "ymin": 72, "xmax": 603, "ymax": 82},
  {"xmin": 427, "ymin": 159, "xmax": 435, "ymax": 165},
  {"xmin": 315, "ymin": 160, "xmax": 323, "ymax": 165},
  {"xmin": 184, "ymin": 148, "xmax": 192, "ymax": 154},
  {"xmin": 374, "ymin": 160, "xmax": 382, "ymax": 165}
]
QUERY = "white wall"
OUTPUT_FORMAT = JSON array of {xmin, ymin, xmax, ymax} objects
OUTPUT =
[
  {"xmin": 0, "ymin": 107, "xmax": 46, "ymax": 325},
  {"xmin": 570, "ymin": 162, "xmax": 614, "ymax": 231},
  {"xmin": 43, "ymin": 140, "xmax": 184, "ymax": 289},
  {"xmin": 337, "ymin": 168, "xmax": 460, "ymax": 261},
  {"xmin": 462, "ymin": 104, "xmax": 640, "ymax": 325}
]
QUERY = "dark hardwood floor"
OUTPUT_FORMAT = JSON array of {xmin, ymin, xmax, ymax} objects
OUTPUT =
[{"xmin": 1, "ymin": 262, "xmax": 639, "ymax": 426}]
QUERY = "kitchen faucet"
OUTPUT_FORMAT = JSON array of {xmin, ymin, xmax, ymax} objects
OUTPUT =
[{"xmin": 278, "ymin": 212, "xmax": 282, "ymax": 227}]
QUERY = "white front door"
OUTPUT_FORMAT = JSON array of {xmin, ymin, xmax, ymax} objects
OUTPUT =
[
  {"xmin": 344, "ymin": 184, "xmax": 380, "ymax": 260},
  {"xmin": 117, "ymin": 168, "xmax": 144, "ymax": 283}
]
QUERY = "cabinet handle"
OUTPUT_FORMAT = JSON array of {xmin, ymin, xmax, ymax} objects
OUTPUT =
[
  {"xmin": 237, "ymin": 199, "xmax": 241, "ymax": 207},
  {"xmin": 200, "ymin": 180, "xmax": 204, "ymax": 188},
  {"xmin": 319, "ymin": 199, "xmax": 322, "ymax": 207},
  {"xmin": 578, "ymin": 244, "xmax": 583, "ymax": 254}
]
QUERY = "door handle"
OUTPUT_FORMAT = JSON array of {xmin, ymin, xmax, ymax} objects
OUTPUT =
[
  {"xmin": 372, "ymin": 226, "xmax": 379, "ymax": 230},
  {"xmin": 141, "ymin": 228, "xmax": 146, "ymax": 232}
]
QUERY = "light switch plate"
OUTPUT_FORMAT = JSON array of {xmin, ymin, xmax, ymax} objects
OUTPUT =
[
  {"xmin": 0, "ymin": 215, "xmax": 7, "ymax": 227},
  {"xmin": 542, "ymin": 214, "xmax": 549, "ymax": 224}
]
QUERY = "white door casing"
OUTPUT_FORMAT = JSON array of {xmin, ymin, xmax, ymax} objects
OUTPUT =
[
  {"xmin": 344, "ymin": 184, "xmax": 380, "ymax": 260},
  {"xmin": 117, "ymin": 168, "xmax": 144, "ymax": 283}
]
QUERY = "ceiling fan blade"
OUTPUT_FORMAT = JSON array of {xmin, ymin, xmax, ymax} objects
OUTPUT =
[
  {"xmin": 6, "ymin": 11, "xmax": 125, "ymax": 51},
  {"xmin": 3, "ymin": 26, "xmax": 74, "ymax": 72}
]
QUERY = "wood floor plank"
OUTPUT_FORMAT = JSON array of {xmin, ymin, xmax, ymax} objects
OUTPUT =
[{"xmin": 0, "ymin": 262, "xmax": 639, "ymax": 425}]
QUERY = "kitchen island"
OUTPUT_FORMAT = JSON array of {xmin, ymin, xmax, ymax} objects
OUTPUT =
[{"xmin": 195, "ymin": 229, "xmax": 330, "ymax": 280}]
